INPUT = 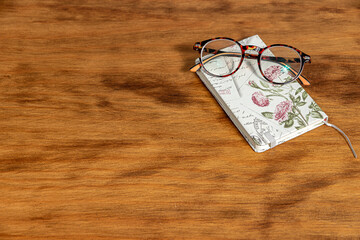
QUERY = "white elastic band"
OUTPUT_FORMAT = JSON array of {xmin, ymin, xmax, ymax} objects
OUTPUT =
[
  {"xmin": 323, "ymin": 121, "xmax": 357, "ymax": 158},
  {"xmin": 264, "ymin": 132, "xmax": 276, "ymax": 148}
]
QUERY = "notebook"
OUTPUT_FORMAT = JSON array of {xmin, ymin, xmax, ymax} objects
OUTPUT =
[{"xmin": 191, "ymin": 35, "xmax": 328, "ymax": 152}]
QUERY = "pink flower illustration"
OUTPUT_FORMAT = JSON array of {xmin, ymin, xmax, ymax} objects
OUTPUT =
[
  {"xmin": 274, "ymin": 100, "xmax": 293, "ymax": 122},
  {"xmin": 248, "ymin": 80, "xmax": 257, "ymax": 88},
  {"xmin": 264, "ymin": 65, "xmax": 282, "ymax": 81},
  {"xmin": 251, "ymin": 91, "xmax": 270, "ymax": 107}
]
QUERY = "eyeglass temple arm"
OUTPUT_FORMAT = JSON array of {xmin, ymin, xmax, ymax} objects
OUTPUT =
[{"xmin": 190, "ymin": 49, "xmax": 311, "ymax": 85}]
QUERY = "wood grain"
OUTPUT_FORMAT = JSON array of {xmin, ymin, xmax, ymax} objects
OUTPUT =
[{"xmin": 0, "ymin": 0, "xmax": 359, "ymax": 239}]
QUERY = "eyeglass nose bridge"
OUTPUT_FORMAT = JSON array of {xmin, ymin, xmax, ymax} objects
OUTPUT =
[{"xmin": 245, "ymin": 45, "xmax": 261, "ymax": 52}]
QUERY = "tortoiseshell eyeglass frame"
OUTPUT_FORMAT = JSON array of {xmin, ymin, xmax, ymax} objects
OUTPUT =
[{"xmin": 190, "ymin": 37, "xmax": 312, "ymax": 85}]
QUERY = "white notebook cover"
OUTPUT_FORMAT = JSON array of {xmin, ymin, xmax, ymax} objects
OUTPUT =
[{"xmin": 194, "ymin": 35, "xmax": 328, "ymax": 152}]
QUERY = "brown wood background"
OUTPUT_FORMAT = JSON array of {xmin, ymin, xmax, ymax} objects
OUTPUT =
[{"xmin": 0, "ymin": 0, "xmax": 359, "ymax": 239}]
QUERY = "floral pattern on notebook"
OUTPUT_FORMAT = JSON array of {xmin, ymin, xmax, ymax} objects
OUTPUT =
[{"xmin": 248, "ymin": 80, "xmax": 324, "ymax": 130}]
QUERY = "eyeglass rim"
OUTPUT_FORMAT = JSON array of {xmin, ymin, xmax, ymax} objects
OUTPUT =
[
  {"xmin": 195, "ymin": 37, "xmax": 311, "ymax": 85},
  {"xmin": 200, "ymin": 38, "xmax": 245, "ymax": 78},
  {"xmin": 258, "ymin": 45, "xmax": 304, "ymax": 85}
]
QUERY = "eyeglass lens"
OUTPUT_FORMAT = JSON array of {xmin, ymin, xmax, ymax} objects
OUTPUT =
[
  {"xmin": 201, "ymin": 39, "xmax": 242, "ymax": 77},
  {"xmin": 260, "ymin": 46, "xmax": 302, "ymax": 84}
]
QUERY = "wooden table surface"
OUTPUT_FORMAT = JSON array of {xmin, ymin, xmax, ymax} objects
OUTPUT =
[{"xmin": 0, "ymin": 0, "xmax": 359, "ymax": 239}]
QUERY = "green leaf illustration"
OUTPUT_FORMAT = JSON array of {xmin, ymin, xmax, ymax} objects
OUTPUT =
[
  {"xmin": 295, "ymin": 96, "xmax": 300, "ymax": 103},
  {"xmin": 295, "ymin": 87, "xmax": 303, "ymax": 95},
  {"xmin": 266, "ymin": 94, "xmax": 281, "ymax": 98},
  {"xmin": 260, "ymin": 81, "xmax": 269, "ymax": 88},
  {"xmin": 290, "ymin": 94, "xmax": 295, "ymax": 102},
  {"xmin": 297, "ymin": 102, "xmax": 306, "ymax": 107},
  {"xmin": 284, "ymin": 119, "xmax": 294, "ymax": 128},
  {"xmin": 284, "ymin": 76, "xmax": 292, "ymax": 82},
  {"xmin": 288, "ymin": 112, "xmax": 295, "ymax": 120},
  {"xmin": 313, "ymin": 103, "xmax": 322, "ymax": 112},
  {"xmin": 309, "ymin": 102, "xmax": 314, "ymax": 109},
  {"xmin": 296, "ymin": 118, "xmax": 306, "ymax": 127},
  {"xmin": 261, "ymin": 112, "xmax": 273, "ymax": 119},
  {"xmin": 302, "ymin": 91, "xmax": 308, "ymax": 101},
  {"xmin": 310, "ymin": 111, "xmax": 323, "ymax": 119},
  {"xmin": 295, "ymin": 126, "xmax": 305, "ymax": 130}
]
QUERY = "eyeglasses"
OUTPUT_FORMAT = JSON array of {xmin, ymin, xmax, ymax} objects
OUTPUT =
[{"xmin": 190, "ymin": 37, "xmax": 311, "ymax": 85}]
